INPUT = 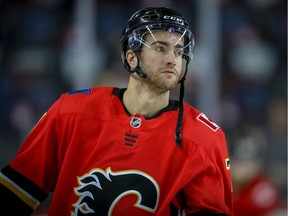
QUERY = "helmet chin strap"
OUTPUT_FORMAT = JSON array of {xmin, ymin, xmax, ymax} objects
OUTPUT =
[
  {"xmin": 175, "ymin": 59, "xmax": 189, "ymax": 147},
  {"xmin": 132, "ymin": 52, "xmax": 147, "ymax": 78},
  {"xmin": 134, "ymin": 66, "xmax": 147, "ymax": 78}
]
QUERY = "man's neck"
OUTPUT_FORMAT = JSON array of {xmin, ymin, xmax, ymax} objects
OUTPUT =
[{"xmin": 123, "ymin": 78, "xmax": 170, "ymax": 118}]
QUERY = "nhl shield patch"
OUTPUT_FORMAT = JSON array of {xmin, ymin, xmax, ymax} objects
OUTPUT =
[{"xmin": 130, "ymin": 116, "xmax": 142, "ymax": 128}]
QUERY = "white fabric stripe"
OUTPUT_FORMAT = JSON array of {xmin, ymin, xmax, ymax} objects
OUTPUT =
[{"xmin": 0, "ymin": 172, "xmax": 40, "ymax": 208}]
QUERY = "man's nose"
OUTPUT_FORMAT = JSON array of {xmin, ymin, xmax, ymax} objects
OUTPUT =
[{"xmin": 164, "ymin": 50, "xmax": 177, "ymax": 65}]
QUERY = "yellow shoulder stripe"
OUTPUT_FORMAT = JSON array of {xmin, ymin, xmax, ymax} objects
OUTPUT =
[{"xmin": 0, "ymin": 173, "xmax": 40, "ymax": 210}]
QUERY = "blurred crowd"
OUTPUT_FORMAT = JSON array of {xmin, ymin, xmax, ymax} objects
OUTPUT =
[{"xmin": 0, "ymin": 0, "xmax": 286, "ymax": 215}]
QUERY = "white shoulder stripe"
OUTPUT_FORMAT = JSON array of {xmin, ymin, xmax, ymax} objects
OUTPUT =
[{"xmin": 196, "ymin": 113, "xmax": 219, "ymax": 131}]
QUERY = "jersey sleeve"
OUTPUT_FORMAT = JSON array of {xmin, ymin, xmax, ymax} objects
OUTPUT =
[
  {"xmin": 0, "ymin": 96, "xmax": 63, "ymax": 213},
  {"xmin": 183, "ymin": 131, "xmax": 233, "ymax": 215}
]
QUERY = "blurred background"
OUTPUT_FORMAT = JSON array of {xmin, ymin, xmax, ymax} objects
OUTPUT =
[{"xmin": 0, "ymin": 0, "xmax": 286, "ymax": 215}]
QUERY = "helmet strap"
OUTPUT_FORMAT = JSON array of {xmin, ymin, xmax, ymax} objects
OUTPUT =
[
  {"xmin": 175, "ymin": 60, "xmax": 189, "ymax": 146},
  {"xmin": 133, "ymin": 51, "xmax": 147, "ymax": 78}
]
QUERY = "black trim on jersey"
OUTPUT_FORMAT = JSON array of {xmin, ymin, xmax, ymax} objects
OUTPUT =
[
  {"xmin": 0, "ymin": 182, "xmax": 34, "ymax": 215},
  {"xmin": 169, "ymin": 202, "xmax": 181, "ymax": 216},
  {"xmin": 1, "ymin": 165, "xmax": 48, "ymax": 202},
  {"xmin": 112, "ymin": 87, "xmax": 179, "ymax": 119}
]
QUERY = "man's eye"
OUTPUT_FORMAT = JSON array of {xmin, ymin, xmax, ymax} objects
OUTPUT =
[
  {"xmin": 154, "ymin": 46, "xmax": 165, "ymax": 52},
  {"xmin": 175, "ymin": 49, "xmax": 184, "ymax": 56}
]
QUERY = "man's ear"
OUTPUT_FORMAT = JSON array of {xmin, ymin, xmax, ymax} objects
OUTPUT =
[{"xmin": 126, "ymin": 50, "xmax": 137, "ymax": 71}]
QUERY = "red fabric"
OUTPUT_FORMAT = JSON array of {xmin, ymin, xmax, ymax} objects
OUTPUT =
[
  {"xmin": 10, "ymin": 87, "xmax": 233, "ymax": 215},
  {"xmin": 233, "ymin": 173, "xmax": 280, "ymax": 216}
]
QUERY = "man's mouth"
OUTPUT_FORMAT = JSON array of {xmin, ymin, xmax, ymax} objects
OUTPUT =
[{"xmin": 162, "ymin": 70, "xmax": 175, "ymax": 74}]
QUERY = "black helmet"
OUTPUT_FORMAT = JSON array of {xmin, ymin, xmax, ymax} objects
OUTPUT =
[{"xmin": 120, "ymin": 7, "xmax": 195, "ymax": 73}]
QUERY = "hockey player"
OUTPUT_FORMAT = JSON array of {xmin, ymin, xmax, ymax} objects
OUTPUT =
[{"xmin": 0, "ymin": 7, "xmax": 233, "ymax": 215}]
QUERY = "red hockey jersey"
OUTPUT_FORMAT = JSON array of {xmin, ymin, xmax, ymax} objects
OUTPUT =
[{"xmin": 0, "ymin": 87, "xmax": 233, "ymax": 215}]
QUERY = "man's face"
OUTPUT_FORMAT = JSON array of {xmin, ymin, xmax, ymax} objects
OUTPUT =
[{"xmin": 139, "ymin": 30, "xmax": 184, "ymax": 91}]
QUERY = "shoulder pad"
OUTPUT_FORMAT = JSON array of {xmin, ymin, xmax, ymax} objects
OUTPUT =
[{"xmin": 68, "ymin": 88, "xmax": 91, "ymax": 95}]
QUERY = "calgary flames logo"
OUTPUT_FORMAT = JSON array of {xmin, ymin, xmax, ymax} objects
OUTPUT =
[{"xmin": 71, "ymin": 167, "xmax": 159, "ymax": 216}]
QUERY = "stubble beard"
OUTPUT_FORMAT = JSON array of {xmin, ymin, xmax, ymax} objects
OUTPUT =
[{"xmin": 141, "ymin": 65, "xmax": 180, "ymax": 92}]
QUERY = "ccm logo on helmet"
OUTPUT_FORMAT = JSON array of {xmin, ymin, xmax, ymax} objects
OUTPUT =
[{"xmin": 163, "ymin": 15, "xmax": 184, "ymax": 25}]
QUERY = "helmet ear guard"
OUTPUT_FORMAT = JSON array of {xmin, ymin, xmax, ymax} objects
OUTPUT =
[
  {"xmin": 120, "ymin": 43, "xmax": 140, "ymax": 73},
  {"xmin": 120, "ymin": 33, "xmax": 143, "ymax": 73}
]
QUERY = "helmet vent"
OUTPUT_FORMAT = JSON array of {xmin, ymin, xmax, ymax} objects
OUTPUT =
[{"xmin": 140, "ymin": 12, "xmax": 160, "ymax": 23}]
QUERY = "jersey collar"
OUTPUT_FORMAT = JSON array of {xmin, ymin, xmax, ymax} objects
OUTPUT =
[{"xmin": 112, "ymin": 87, "xmax": 179, "ymax": 120}]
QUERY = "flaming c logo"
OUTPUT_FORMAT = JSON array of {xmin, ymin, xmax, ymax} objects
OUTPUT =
[{"xmin": 71, "ymin": 167, "xmax": 160, "ymax": 216}]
